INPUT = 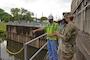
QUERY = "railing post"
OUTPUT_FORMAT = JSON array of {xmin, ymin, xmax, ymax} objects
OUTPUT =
[
  {"xmin": 29, "ymin": 42, "xmax": 47, "ymax": 60},
  {"xmin": 24, "ymin": 33, "xmax": 47, "ymax": 60},
  {"xmin": 24, "ymin": 44, "xmax": 27, "ymax": 60}
]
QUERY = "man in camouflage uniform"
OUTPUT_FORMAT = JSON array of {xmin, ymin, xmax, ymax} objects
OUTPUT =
[{"xmin": 57, "ymin": 14, "xmax": 78, "ymax": 60}]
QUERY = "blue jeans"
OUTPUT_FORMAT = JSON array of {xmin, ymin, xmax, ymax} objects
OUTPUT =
[{"xmin": 47, "ymin": 40, "xmax": 60, "ymax": 60}]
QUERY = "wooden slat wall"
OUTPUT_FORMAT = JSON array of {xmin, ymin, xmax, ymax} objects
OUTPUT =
[{"xmin": 6, "ymin": 25, "xmax": 47, "ymax": 49}]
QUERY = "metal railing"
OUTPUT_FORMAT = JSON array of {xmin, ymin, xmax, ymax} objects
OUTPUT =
[
  {"xmin": 0, "ymin": 38, "xmax": 2, "ymax": 59},
  {"xmin": 30, "ymin": 42, "xmax": 47, "ymax": 60},
  {"xmin": 24, "ymin": 33, "xmax": 47, "ymax": 60}
]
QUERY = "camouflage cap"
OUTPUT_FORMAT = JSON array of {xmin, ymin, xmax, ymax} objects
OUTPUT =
[{"xmin": 63, "ymin": 12, "xmax": 71, "ymax": 18}]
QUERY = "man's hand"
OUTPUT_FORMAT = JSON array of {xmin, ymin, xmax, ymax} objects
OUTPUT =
[
  {"xmin": 32, "ymin": 30, "xmax": 36, "ymax": 33},
  {"xmin": 47, "ymin": 34, "xmax": 53, "ymax": 37},
  {"xmin": 32, "ymin": 27, "xmax": 43, "ymax": 33},
  {"xmin": 47, "ymin": 33, "xmax": 57, "ymax": 37},
  {"xmin": 56, "ymin": 31, "xmax": 61, "ymax": 36}
]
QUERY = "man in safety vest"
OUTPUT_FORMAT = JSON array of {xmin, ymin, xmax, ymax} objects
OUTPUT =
[{"xmin": 33, "ymin": 15, "xmax": 60, "ymax": 60}]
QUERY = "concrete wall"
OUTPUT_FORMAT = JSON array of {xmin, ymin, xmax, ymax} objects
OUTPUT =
[
  {"xmin": 71, "ymin": 1, "xmax": 90, "ymax": 60},
  {"xmin": 71, "ymin": 0, "xmax": 90, "ymax": 34}
]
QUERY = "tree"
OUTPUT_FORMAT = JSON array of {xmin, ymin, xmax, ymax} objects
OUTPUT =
[
  {"xmin": 0, "ymin": 8, "xmax": 12, "ymax": 22},
  {"xmin": 20, "ymin": 8, "xmax": 28, "ymax": 20},
  {"xmin": 40, "ymin": 16, "xmax": 47, "ymax": 21},
  {"xmin": 25, "ymin": 12, "xmax": 34, "ymax": 21},
  {"xmin": 1, "ymin": 13, "xmax": 12, "ymax": 22},
  {"xmin": 20, "ymin": 8, "xmax": 34, "ymax": 21},
  {"xmin": 10, "ymin": 8, "xmax": 34, "ymax": 21},
  {"xmin": 11, "ymin": 8, "xmax": 20, "ymax": 20},
  {"xmin": 0, "ymin": 9, "xmax": 5, "ymax": 20}
]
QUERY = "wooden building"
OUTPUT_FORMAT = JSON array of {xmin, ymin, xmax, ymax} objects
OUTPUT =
[{"xmin": 6, "ymin": 21, "xmax": 47, "ymax": 48}]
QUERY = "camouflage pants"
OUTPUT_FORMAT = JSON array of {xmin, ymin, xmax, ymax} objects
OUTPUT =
[{"xmin": 61, "ymin": 51, "xmax": 74, "ymax": 60}]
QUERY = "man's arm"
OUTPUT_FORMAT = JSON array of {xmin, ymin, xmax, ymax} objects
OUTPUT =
[
  {"xmin": 32, "ymin": 27, "xmax": 44, "ymax": 33},
  {"xmin": 48, "ymin": 33, "xmax": 57, "ymax": 37}
]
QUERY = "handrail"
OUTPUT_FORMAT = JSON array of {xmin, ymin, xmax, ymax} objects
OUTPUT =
[
  {"xmin": 76, "ymin": 2, "xmax": 90, "ymax": 15},
  {"xmin": 30, "ymin": 42, "xmax": 47, "ymax": 60},
  {"xmin": 24, "ymin": 33, "xmax": 47, "ymax": 60},
  {"xmin": 24, "ymin": 33, "xmax": 47, "ymax": 45},
  {"xmin": 0, "ymin": 39, "xmax": 2, "ymax": 59}
]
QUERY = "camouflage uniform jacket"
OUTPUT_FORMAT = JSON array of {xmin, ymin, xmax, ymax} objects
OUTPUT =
[{"xmin": 60, "ymin": 22, "xmax": 78, "ymax": 53}]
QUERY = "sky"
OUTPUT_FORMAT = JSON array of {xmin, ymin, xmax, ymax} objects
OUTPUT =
[{"xmin": 0, "ymin": 0, "xmax": 72, "ymax": 20}]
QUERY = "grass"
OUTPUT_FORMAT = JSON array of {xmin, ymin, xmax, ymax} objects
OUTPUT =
[
  {"xmin": 0, "ymin": 22, "xmax": 6, "ymax": 31},
  {"xmin": 0, "ymin": 22, "xmax": 6, "ymax": 41}
]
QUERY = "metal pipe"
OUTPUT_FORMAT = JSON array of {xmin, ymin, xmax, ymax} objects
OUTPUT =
[
  {"xmin": 24, "ymin": 33, "xmax": 47, "ymax": 60},
  {"xmin": 77, "ymin": 2, "xmax": 90, "ymax": 15},
  {"xmin": 24, "ymin": 44, "xmax": 27, "ymax": 60},
  {"xmin": 0, "ymin": 44, "xmax": 1, "ymax": 59},
  {"xmin": 72, "ymin": 0, "xmax": 83, "ymax": 14},
  {"xmin": 83, "ymin": 3, "xmax": 86, "ymax": 32},
  {"xmin": 29, "ymin": 42, "xmax": 47, "ymax": 60}
]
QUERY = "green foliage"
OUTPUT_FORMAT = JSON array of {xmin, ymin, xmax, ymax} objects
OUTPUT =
[
  {"xmin": 11, "ymin": 8, "xmax": 20, "ymax": 16},
  {"xmin": 0, "ymin": 8, "xmax": 5, "ymax": 20},
  {"xmin": 0, "ymin": 9, "xmax": 5, "ymax": 19},
  {"xmin": 0, "ymin": 30, "xmax": 4, "ymax": 34},
  {"xmin": 20, "ymin": 8, "xmax": 34, "ymax": 21},
  {"xmin": 11, "ymin": 8, "xmax": 34, "ymax": 21},
  {"xmin": 0, "ymin": 8, "xmax": 12, "ymax": 22},
  {"xmin": 1, "ymin": 13, "xmax": 12, "ymax": 22},
  {"xmin": 0, "ymin": 22, "xmax": 6, "ymax": 31},
  {"xmin": 25, "ymin": 12, "xmax": 34, "ymax": 21},
  {"xmin": 0, "ymin": 8, "xmax": 35, "ymax": 22},
  {"xmin": 0, "ymin": 30, "xmax": 6, "ymax": 41},
  {"xmin": 0, "ymin": 22, "xmax": 6, "ymax": 41},
  {"xmin": 11, "ymin": 8, "xmax": 20, "ymax": 20},
  {"xmin": 40, "ymin": 16, "xmax": 47, "ymax": 21},
  {"xmin": 0, "ymin": 30, "xmax": 6, "ymax": 40}
]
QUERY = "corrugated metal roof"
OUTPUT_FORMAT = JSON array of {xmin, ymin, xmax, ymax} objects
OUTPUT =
[{"xmin": 7, "ymin": 21, "xmax": 47, "ymax": 27}]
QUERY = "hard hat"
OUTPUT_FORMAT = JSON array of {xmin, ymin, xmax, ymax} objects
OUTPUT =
[{"xmin": 48, "ymin": 15, "xmax": 54, "ymax": 19}]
